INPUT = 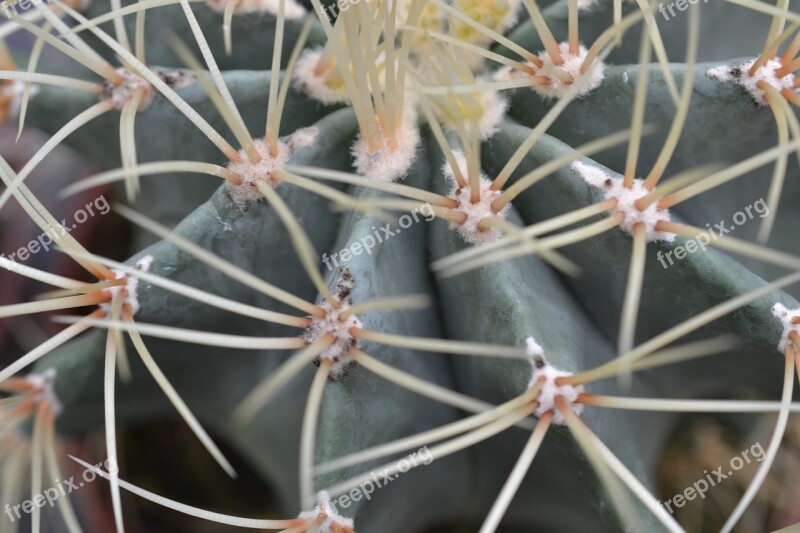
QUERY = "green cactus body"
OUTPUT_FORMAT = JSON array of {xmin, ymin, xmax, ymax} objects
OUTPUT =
[{"xmin": 1, "ymin": 0, "xmax": 800, "ymax": 532}]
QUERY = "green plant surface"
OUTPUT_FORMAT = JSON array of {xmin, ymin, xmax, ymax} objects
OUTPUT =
[
  {"xmin": 2, "ymin": 0, "xmax": 800, "ymax": 532},
  {"xmin": 82, "ymin": 1, "xmax": 327, "ymax": 70},
  {"xmin": 507, "ymin": 63, "xmax": 800, "ymax": 287}
]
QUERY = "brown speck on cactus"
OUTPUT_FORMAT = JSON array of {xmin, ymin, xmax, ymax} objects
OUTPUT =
[
  {"xmin": 303, "ymin": 267, "xmax": 361, "ymax": 380},
  {"xmin": 524, "ymin": 336, "xmax": 583, "ymax": 425},
  {"xmin": 101, "ymin": 68, "xmax": 196, "ymax": 111}
]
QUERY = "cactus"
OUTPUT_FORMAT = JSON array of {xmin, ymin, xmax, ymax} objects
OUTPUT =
[{"xmin": 1, "ymin": 0, "xmax": 800, "ymax": 531}]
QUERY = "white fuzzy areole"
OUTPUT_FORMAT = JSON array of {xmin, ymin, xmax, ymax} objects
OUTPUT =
[
  {"xmin": 533, "ymin": 43, "xmax": 604, "ymax": 99},
  {"xmin": 104, "ymin": 68, "xmax": 156, "ymax": 111},
  {"xmin": 492, "ymin": 43, "xmax": 603, "ymax": 99},
  {"xmin": 572, "ymin": 161, "xmax": 675, "ymax": 242},
  {"xmin": 298, "ymin": 492, "xmax": 355, "ymax": 532},
  {"xmin": 293, "ymin": 48, "xmax": 351, "ymax": 105},
  {"xmin": 206, "ymin": 0, "xmax": 305, "ymax": 18},
  {"xmin": 103, "ymin": 255, "xmax": 153, "ymax": 316},
  {"xmin": 25, "ymin": 368, "xmax": 62, "ymax": 416},
  {"xmin": 303, "ymin": 301, "xmax": 362, "ymax": 379},
  {"xmin": 525, "ymin": 336, "xmax": 583, "ymax": 426},
  {"xmin": 709, "ymin": 59, "xmax": 796, "ymax": 107},
  {"xmin": 772, "ymin": 303, "xmax": 800, "ymax": 353},
  {"xmin": 444, "ymin": 151, "xmax": 509, "ymax": 245},
  {"xmin": 525, "ymin": 337, "xmax": 544, "ymax": 357},
  {"xmin": 303, "ymin": 268, "xmax": 361, "ymax": 379},
  {"xmin": 225, "ymin": 128, "xmax": 318, "ymax": 205},
  {"xmin": 351, "ymin": 109, "xmax": 420, "ymax": 182}
]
